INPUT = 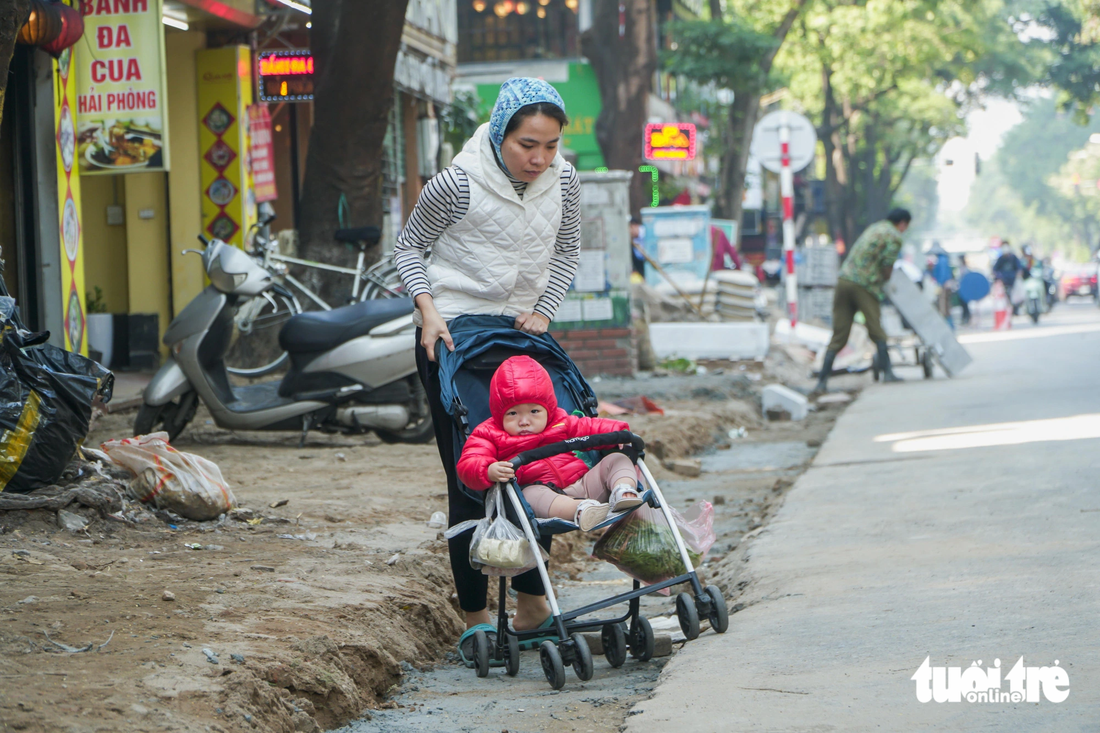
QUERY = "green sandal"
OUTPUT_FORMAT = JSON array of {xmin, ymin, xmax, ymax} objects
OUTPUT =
[
  {"xmin": 457, "ymin": 624, "xmax": 497, "ymax": 668},
  {"xmin": 514, "ymin": 616, "xmax": 559, "ymax": 651}
]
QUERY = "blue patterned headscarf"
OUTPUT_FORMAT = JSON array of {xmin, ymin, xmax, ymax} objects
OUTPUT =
[{"xmin": 488, "ymin": 77, "xmax": 566, "ymax": 172}]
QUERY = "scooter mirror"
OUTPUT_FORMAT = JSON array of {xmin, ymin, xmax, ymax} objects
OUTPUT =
[{"xmin": 258, "ymin": 202, "xmax": 277, "ymax": 226}]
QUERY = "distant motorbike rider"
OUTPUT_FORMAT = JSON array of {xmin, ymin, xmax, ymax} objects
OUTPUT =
[{"xmin": 992, "ymin": 243, "xmax": 1024, "ymax": 314}]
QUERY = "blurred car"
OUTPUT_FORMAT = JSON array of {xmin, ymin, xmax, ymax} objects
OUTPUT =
[{"xmin": 1060, "ymin": 264, "xmax": 1098, "ymax": 300}]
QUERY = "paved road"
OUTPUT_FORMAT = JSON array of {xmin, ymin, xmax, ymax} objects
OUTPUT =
[{"xmin": 629, "ymin": 304, "xmax": 1100, "ymax": 732}]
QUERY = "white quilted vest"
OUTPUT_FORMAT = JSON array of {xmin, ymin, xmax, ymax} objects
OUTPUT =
[{"xmin": 423, "ymin": 122, "xmax": 565, "ymax": 322}]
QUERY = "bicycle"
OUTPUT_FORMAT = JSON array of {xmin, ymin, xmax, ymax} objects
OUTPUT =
[{"xmin": 224, "ymin": 210, "xmax": 406, "ymax": 377}]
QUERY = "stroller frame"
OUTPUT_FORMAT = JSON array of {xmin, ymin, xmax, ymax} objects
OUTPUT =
[
  {"xmin": 438, "ymin": 316, "xmax": 727, "ymax": 690},
  {"xmin": 472, "ymin": 434, "xmax": 728, "ymax": 689}
]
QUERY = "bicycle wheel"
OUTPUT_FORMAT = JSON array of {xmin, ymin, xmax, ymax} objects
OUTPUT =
[
  {"xmin": 225, "ymin": 291, "xmax": 301, "ymax": 377},
  {"xmin": 359, "ymin": 260, "xmax": 407, "ymax": 300}
]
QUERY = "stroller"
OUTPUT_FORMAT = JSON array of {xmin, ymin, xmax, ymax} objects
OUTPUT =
[{"xmin": 438, "ymin": 315, "xmax": 728, "ymax": 690}]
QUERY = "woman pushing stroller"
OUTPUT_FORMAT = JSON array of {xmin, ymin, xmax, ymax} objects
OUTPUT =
[
  {"xmin": 393, "ymin": 77, "xmax": 581, "ymax": 652},
  {"xmin": 457, "ymin": 356, "xmax": 643, "ymax": 531}
]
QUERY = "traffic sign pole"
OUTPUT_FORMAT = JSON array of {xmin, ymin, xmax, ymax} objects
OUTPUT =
[{"xmin": 779, "ymin": 112, "xmax": 797, "ymax": 329}]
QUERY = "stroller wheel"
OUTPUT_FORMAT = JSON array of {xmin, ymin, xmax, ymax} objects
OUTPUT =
[
  {"xmin": 539, "ymin": 640, "xmax": 566, "ymax": 690},
  {"xmin": 472, "ymin": 630, "xmax": 490, "ymax": 678},
  {"xmin": 505, "ymin": 632, "xmax": 521, "ymax": 677},
  {"xmin": 602, "ymin": 623, "xmax": 627, "ymax": 668},
  {"xmin": 705, "ymin": 585, "xmax": 729, "ymax": 634},
  {"xmin": 629, "ymin": 616, "xmax": 655, "ymax": 661},
  {"xmin": 570, "ymin": 633, "xmax": 594, "ymax": 681},
  {"xmin": 676, "ymin": 592, "xmax": 701, "ymax": 641}
]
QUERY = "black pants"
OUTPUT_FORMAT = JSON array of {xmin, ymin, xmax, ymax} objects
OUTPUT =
[{"xmin": 415, "ymin": 328, "xmax": 550, "ymax": 613}]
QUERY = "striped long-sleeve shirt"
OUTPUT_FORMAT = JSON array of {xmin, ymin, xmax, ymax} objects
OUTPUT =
[{"xmin": 393, "ymin": 165, "xmax": 581, "ymax": 320}]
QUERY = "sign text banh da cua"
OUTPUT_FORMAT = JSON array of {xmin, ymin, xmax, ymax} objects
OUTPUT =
[{"xmin": 77, "ymin": 0, "xmax": 158, "ymax": 116}]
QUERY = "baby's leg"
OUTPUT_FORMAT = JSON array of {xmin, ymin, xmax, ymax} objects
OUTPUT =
[
  {"xmin": 576, "ymin": 453, "xmax": 637, "ymax": 503},
  {"xmin": 522, "ymin": 484, "xmax": 579, "ymax": 520}
]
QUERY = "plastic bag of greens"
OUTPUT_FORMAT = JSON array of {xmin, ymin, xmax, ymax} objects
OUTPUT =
[
  {"xmin": 593, "ymin": 501, "xmax": 715, "ymax": 588},
  {"xmin": 447, "ymin": 484, "xmax": 547, "ymax": 577}
]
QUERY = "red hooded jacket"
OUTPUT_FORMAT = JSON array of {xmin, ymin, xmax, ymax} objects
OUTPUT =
[{"xmin": 456, "ymin": 356, "xmax": 629, "ymax": 491}]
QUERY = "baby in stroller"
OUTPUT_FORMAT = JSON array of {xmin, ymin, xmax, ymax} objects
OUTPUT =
[{"xmin": 457, "ymin": 356, "xmax": 644, "ymax": 531}]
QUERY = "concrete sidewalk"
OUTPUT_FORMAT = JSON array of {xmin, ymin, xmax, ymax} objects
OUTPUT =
[{"xmin": 628, "ymin": 305, "xmax": 1100, "ymax": 731}]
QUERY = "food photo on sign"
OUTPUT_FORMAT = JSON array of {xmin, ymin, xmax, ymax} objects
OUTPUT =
[{"xmin": 75, "ymin": 0, "xmax": 170, "ymax": 173}]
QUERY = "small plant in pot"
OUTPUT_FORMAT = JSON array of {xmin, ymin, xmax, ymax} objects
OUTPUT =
[{"xmin": 85, "ymin": 287, "xmax": 113, "ymax": 366}]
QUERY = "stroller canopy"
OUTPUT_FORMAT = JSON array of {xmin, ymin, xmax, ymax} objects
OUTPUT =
[{"xmin": 437, "ymin": 315, "xmax": 598, "ymax": 431}]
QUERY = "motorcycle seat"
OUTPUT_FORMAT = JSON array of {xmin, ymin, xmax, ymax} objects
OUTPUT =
[{"xmin": 278, "ymin": 297, "xmax": 413, "ymax": 353}]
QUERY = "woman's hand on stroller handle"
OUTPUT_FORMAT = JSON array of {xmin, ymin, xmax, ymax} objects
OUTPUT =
[
  {"xmin": 508, "ymin": 431, "xmax": 645, "ymax": 470},
  {"xmin": 417, "ymin": 294, "xmax": 454, "ymax": 362},
  {"xmin": 514, "ymin": 312, "xmax": 550, "ymax": 335},
  {"xmin": 487, "ymin": 461, "xmax": 515, "ymax": 483}
]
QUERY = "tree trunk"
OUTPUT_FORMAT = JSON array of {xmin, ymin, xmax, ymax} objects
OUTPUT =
[
  {"xmin": 299, "ymin": 0, "xmax": 410, "ymax": 303},
  {"xmin": 581, "ymin": 0, "xmax": 656, "ymax": 218},
  {"xmin": 717, "ymin": 0, "xmax": 808, "ymax": 245},
  {"xmin": 708, "ymin": 0, "xmax": 722, "ymax": 20},
  {"xmin": 820, "ymin": 65, "xmax": 847, "ymax": 249},
  {"xmin": 0, "ymin": 0, "xmax": 32, "ymax": 127},
  {"xmin": 714, "ymin": 89, "xmax": 759, "ymax": 228}
]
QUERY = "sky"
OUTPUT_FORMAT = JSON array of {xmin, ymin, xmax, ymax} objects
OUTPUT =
[{"xmin": 937, "ymin": 97, "xmax": 1026, "ymax": 213}]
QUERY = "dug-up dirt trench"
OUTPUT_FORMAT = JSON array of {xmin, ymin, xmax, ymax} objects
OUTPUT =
[{"xmin": 0, "ymin": 359, "xmax": 861, "ymax": 733}]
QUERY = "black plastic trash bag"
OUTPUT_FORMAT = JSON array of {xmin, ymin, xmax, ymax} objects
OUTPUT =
[{"xmin": 0, "ymin": 316, "xmax": 113, "ymax": 493}]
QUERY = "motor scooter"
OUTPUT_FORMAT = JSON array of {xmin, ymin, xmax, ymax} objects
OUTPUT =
[
  {"xmin": 1024, "ymin": 268, "xmax": 1045, "ymax": 324},
  {"xmin": 135, "ymin": 233, "xmax": 432, "ymax": 445}
]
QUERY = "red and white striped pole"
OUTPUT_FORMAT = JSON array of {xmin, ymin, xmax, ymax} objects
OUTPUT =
[{"xmin": 779, "ymin": 112, "xmax": 797, "ymax": 329}]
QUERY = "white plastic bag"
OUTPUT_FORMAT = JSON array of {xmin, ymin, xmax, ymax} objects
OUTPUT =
[
  {"xmin": 100, "ymin": 432, "xmax": 236, "ymax": 521},
  {"xmin": 446, "ymin": 484, "xmax": 547, "ymax": 577},
  {"xmin": 1010, "ymin": 277, "xmax": 1026, "ymax": 306}
]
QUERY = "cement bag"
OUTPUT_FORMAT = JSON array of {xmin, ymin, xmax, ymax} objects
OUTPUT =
[
  {"xmin": 100, "ymin": 432, "xmax": 235, "ymax": 520},
  {"xmin": 593, "ymin": 501, "xmax": 715, "ymax": 589},
  {"xmin": 0, "ymin": 313, "xmax": 114, "ymax": 493}
]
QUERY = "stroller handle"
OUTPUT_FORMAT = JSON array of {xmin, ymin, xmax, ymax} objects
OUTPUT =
[{"xmin": 508, "ymin": 431, "xmax": 644, "ymax": 470}]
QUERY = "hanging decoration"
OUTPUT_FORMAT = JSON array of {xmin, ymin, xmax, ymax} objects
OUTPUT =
[
  {"xmin": 16, "ymin": 0, "xmax": 63, "ymax": 47},
  {"xmin": 41, "ymin": 1, "xmax": 84, "ymax": 58}
]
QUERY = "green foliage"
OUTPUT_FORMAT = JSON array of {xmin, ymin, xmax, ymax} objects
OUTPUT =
[
  {"xmin": 775, "ymin": 0, "xmax": 1039, "ymax": 240},
  {"xmin": 658, "ymin": 357, "xmax": 697, "ymax": 373},
  {"xmin": 963, "ymin": 97, "xmax": 1100, "ymax": 258},
  {"xmin": 1030, "ymin": 0, "xmax": 1100, "ymax": 118},
  {"xmin": 998, "ymin": 96, "xmax": 1100, "ymax": 213},
  {"xmin": 85, "ymin": 287, "xmax": 108, "ymax": 314},
  {"xmin": 662, "ymin": 18, "xmax": 777, "ymax": 95},
  {"xmin": 441, "ymin": 88, "xmax": 483, "ymax": 152}
]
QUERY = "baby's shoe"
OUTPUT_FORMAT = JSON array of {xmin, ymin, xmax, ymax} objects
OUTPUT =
[
  {"xmin": 574, "ymin": 499, "xmax": 610, "ymax": 531},
  {"xmin": 609, "ymin": 484, "xmax": 643, "ymax": 513}
]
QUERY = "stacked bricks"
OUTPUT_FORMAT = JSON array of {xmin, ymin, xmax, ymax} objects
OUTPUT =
[{"xmin": 551, "ymin": 327, "xmax": 635, "ymax": 378}]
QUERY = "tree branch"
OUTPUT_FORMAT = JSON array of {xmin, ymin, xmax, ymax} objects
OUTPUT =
[{"xmin": 762, "ymin": 0, "xmax": 809, "ymax": 71}]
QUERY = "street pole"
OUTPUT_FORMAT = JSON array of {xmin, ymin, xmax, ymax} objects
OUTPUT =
[{"xmin": 779, "ymin": 112, "xmax": 797, "ymax": 329}]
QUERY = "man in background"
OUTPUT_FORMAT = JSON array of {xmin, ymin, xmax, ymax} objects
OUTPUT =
[{"xmin": 813, "ymin": 208, "xmax": 912, "ymax": 395}]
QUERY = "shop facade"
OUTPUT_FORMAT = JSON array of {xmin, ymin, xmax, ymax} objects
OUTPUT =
[{"xmin": 5, "ymin": 0, "xmax": 456, "ymax": 367}]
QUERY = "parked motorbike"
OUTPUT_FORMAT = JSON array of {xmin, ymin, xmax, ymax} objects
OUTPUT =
[{"xmin": 135, "ymin": 233, "xmax": 432, "ymax": 445}]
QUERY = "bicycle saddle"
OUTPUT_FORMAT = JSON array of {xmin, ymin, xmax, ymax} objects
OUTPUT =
[
  {"xmin": 278, "ymin": 297, "xmax": 413, "ymax": 353},
  {"xmin": 334, "ymin": 226, "xmax": 381, "ymax": 245}
]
